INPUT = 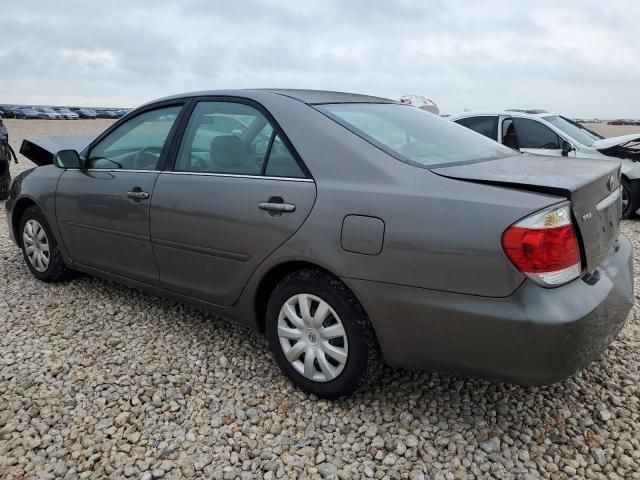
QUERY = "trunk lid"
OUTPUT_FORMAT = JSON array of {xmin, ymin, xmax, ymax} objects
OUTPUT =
[
  {"xmin": 434, "ymin": 154, "xmax": 622, "ymax": 273},
  {"xmin": 19, "ymin": 135, "xmax": 95, "ymax": 166}
]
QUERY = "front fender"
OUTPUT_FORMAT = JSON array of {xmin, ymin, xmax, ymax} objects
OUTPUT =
[
  {"xmin": 5, "ymin": 166, "xmax": 72, "ymax": 266},
  {"xmin": 5, "ymin": 167, "xmax": 36, "ymax": 244},
  {"xmin": 620, "ymin": 159, "xmax": 640, "ymax": 180}
]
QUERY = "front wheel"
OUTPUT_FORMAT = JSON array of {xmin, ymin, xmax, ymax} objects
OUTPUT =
[
  {"xmin": 265, "ymin": 269, "xmax": 383, "ymax": 399},
  {"xmin": 621, "ymin": 177, "xmax": 639, "ymax": 219},
  {"xmin": 19, "ymin": 205, "xmax": 73, "ymax": 282}
]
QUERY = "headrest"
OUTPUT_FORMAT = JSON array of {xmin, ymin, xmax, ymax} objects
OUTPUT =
[{"xmin": 210, "ymin": 135, "xmax": 245, "ymax": 168}]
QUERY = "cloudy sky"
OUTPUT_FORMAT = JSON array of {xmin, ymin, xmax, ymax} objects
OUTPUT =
[{"xmin": 1, "ymin": 0, "xmax": 638, "ymax": 117}]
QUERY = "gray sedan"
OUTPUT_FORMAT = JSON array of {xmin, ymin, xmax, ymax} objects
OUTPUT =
[{"xmin": 5, "ymin": 90, "xmax": 634, "ymax": 398}]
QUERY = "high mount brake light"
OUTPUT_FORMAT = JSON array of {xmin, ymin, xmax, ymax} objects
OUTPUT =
[{"xmin": 502, "ymin": 204, "xmax": 581, "ymax": 287}]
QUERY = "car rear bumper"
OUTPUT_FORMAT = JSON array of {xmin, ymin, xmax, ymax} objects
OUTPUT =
[{"xmin": 345, "ymin": 234, "xmax": 634, "ymax": 385}]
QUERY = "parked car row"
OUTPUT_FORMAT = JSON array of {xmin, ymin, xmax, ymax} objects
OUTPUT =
[
  {"xmin": 607, "ymin": 119, "xmax": 640, "ymax": 126},
  {"xmin": 0, "ymin": 105, "xmax": 131, "ymax": 120}
]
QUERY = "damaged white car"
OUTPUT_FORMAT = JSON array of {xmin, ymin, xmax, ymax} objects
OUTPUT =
[{"xmin": 449, "ymin": 110, "xmax": 640, "ymax": 218}]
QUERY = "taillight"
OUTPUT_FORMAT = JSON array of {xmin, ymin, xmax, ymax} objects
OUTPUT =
[{"xmin": 502, "ymin": 204, "xmax": 581, "ymax": 287}]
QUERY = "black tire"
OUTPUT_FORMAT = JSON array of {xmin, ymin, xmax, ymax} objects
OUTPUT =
[
  {"xmin": 265, "ymin": 268, "xmax": 383, "ymax": 399},
  {"xmin": 621, "ymin": 177, "xmax": 639, "ymax": 219},
  {"xmin": 19, "ymin": 205, "xmax": 73, "ymax": 282},
  {"xmin": 0, "ymin": 168, "xmax": 9, "ymax": 200}
]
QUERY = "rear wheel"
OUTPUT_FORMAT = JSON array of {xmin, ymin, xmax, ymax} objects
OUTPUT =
[
  {"xmin": 19, "ymin": 206, "xmax": 73, "ymax": 282},
  {"xmin": 265, "ymin": 269, "xmax": 383, "ymax": 398},
  {"xmin": 621, "ymin": 177, "xmax": 639, "ymax": 219}
]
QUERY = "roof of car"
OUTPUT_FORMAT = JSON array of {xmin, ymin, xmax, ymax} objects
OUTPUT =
[
  {"xmin": 259, "ymin": 89, "xmax": 398, "ymax": 104},
  {"xmin": 149, "ymin": 89, "xmax": 398, "ymax": 106},
  {"xmin": 449, "ymin": 110, "xmax": 559, "ymax": 120}
]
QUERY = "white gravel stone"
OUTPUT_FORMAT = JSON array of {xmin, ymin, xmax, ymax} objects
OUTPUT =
[{"xmin": 1, "ymin": 119, "xmax": 640, "ymax": 479}]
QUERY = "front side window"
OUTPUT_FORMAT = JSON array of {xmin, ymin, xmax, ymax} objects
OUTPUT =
[
  {"xmin": 511, "ymin": 118, "xmax": 561, "ymax": 149},
  {"xmin": 175, "ymin": 101, "xmax": 304, "ymax": 177},
  {"xmin": 454, "ymin": 116, "xmax": 498, "ymax": 140},
  {"xmin": 317, "ymin": 103, "xmax": 516, "ymax": 168},
  {"xmin": 88, "ymin": 106, "xmax": 181, "ymax": 170}
]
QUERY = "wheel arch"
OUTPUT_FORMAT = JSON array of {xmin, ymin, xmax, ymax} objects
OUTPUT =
[{"xmin": 254, "ymin": 260, "xmax": 347, "ymax": 332}]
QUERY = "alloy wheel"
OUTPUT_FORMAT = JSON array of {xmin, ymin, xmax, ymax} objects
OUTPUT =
[
  {"xmin": 277, "ymin": 293, "xmax": 349, "ymax": 382},
  {"xmin": 23, "ymin": 219, "xmax": 50, "ymax": 272}
]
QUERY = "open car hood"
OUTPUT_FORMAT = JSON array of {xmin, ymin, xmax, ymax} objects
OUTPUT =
[
  {"xmin": 19, "ymin": 135, "xmax": 96, "ymax": 166},
  {"xmin": 591, "ymin": 133, "xmax": 640, "ymax": 151}
]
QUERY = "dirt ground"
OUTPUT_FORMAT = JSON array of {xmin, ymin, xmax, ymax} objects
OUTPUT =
[{"xmin": 583, "ymin": 123, "xmax": 639, "ymax": 138}]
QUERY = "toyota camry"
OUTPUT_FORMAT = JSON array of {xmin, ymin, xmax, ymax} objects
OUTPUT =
[{"xmin": 6, "ymin": 89, "xmax": 634, "ymax": 398}]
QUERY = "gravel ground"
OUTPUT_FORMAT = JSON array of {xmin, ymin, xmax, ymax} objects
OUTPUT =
[{"xmin": 1, "ymin": 120, "xmax": 639, "ymax": 479}]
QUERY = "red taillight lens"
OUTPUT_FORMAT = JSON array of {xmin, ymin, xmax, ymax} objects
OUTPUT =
[{"xmin": 502, "ymin": 204, "xmax": 581, "ymax": 286}]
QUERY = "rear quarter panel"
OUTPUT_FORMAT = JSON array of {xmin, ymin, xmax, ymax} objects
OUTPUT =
[{"xmin": 234, "ymin": 96, "xmax": 564, "ymax": 301}]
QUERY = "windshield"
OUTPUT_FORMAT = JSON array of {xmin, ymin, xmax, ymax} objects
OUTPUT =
[
  {"xmin": 543, "ymin": 116, "xmax": 603, "ymax": 147},
  {"xmin": 317, "ymin": 103, "xmax": 516, "ymax": 168}
]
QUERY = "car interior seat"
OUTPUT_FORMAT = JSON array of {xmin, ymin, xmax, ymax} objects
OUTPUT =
[
  {"xmin": 503, "ymin": 123, "xmax": 520, "ymax": 150},
  {"xmin": 210, "ymin": 135, "xmax": 258, "ymax": 174}
]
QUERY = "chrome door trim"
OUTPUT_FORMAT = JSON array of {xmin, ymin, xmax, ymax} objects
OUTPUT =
[
  {"xmin": 159, "ymin": 171, "xmax": 315, "ymax": 183},
  {"xmin": 62, "ymin": 169, "xmax": 161, "ymax": 174}
]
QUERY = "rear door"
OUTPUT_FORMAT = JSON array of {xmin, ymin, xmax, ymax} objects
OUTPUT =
[
  {"xmin": 453, "ymin": 116, "xmax": 499, "ymax": 141},
  {"xmin": 56, "ymin": 104, "xmax": 184, "ymax": 284},
  {"xmin": 150, "ymin": 99, "xmax": 316, "ymax": 306}
]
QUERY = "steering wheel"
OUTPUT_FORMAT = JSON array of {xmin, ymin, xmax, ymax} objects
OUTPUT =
[
  {"xmin": 540, "ymin": 142, "xmax": 560, "ymax": 149},
  {"xmin": 134, "ymin": 146, "xmax": 162, "ymax": 169}
]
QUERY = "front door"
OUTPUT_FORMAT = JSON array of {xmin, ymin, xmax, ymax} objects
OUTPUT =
[
  {"xmin": 504, "ymin": 117, "xmax": 564, "ymax": 156},
  {"xmin": 56, "ymin": 105, "xmax": 183, "ymax": 284},
  {"xmin": 150, "ymin": 100, "xmax": 316, "ymax": 306}
]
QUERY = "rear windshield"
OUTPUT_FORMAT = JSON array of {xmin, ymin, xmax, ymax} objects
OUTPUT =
[{"xmin": 317, "ymin": 103, "xmax": 516, "ymax": 167}]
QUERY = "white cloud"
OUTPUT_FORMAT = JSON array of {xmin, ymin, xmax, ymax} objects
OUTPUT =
[{"xmin": 0, "ymin": 0, "xmax": 638, "ymax": 117}]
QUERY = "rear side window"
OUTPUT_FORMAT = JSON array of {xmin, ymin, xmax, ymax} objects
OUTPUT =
[
  {"xmin": 264, "ymin": 134, "xmax": 305, "ymax": 178},
  {"xmin": 511, "ymin": 118, "xmax": 561, "ymax": 149},
  {"xmin": 318, "ymin": 103, "xmax": 515, "ymax": 168},
  {"xmin": 175, "ymin": 101, "xmax": 304, "ymax": 177},
  {"xmin": 454, "ymin": 116, "xmax": 498, "ymax": 140}
]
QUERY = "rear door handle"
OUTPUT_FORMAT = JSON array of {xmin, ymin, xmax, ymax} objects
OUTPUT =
[
  {"xmin": 126, "ymin": 190, "xmax": 150, "ymax": 200},
  {"xmin": 258, "ymin": 202, "xmax": 296, "ymax": 213}
]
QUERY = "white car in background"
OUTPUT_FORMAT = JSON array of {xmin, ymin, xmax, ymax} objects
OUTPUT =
[
  {"xmin": 57, "ymin": 108, "xmax": 79, "ymax": 120},
  {"xmin": 37, "ymin": 108, "xmax": 62, "ymax": 120},
  {"xmin": 449, "ymin": 110, "xmax": 640, "ymax": 218},
  {"xmin": 399, "ymin": 95, "xmax": 439, "ymax": 115}
]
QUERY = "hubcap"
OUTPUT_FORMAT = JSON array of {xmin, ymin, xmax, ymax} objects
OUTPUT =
[
  {"xmin": 277, "ymin": 294, "xmax": 348, "ymax": 382},
  {"xmin": 23, "ymin": 219, "xmax": 50, "ymax": 272}
]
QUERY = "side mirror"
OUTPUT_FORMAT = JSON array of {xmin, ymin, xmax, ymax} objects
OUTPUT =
[
  {"xmin": 561, "ymin": 140, "xmax": 574, "ymax": 157},
  {"xmin": 53, "ymin": 149, "xmax": 84, "ymax": 169}
]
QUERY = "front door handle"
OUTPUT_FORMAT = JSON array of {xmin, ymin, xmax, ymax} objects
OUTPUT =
[{"xmin": 258, "ymin": 202, "xmax": 296, "ymax": 213}]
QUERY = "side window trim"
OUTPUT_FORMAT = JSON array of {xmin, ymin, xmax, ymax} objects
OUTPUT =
[
  {"xmin": 164, "ymin": 96, "xmax": 312, "ymax": 180},
  {"xmin": 83, "ymin": 101, "xmax": 187, "ymax": 172},
  {"xmin": 260, "ymin": 130, "xmax": 277, "ymax": 176}
]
